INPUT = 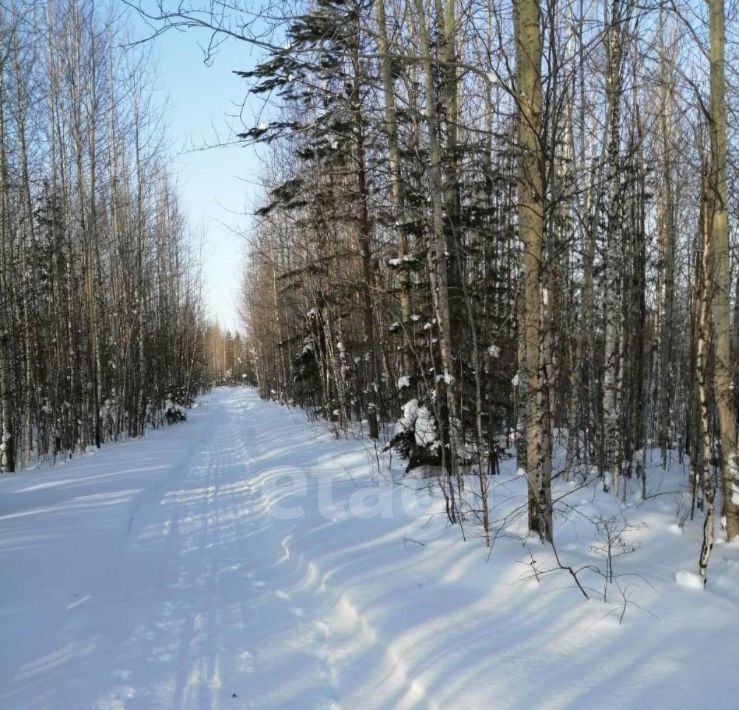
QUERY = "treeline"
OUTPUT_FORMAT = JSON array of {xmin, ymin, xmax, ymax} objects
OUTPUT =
[
  {"xmin": 0, "ymin": 0, "xmax": 210, "ymax": 472},
  {"xmin": 204, "ymin": 324, "xmax": 255, "ymax": 385},
  {"xmin": 232, "ymin": 0, "xmax": 739, "ymax": 571}
]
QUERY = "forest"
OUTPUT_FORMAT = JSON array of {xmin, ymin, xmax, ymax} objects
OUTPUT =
[
  {"xmin": 0, "ymin": 1, "xmax": 253, "ymax": 474},
  {"xmin": 1, "ymin": 0, "xmax": 738, "ymax": 573},
  {"xmin": 225, "ymin": 0, "xmax": 739, "ymax": 578}
]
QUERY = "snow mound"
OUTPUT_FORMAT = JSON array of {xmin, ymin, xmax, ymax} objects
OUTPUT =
[{"xmin": 675, "ymin": 570, "xmax": 704, "ymax": 590}]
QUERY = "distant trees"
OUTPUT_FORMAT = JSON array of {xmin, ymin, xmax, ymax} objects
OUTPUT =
[
  {"xmin": 204, "ymin": 324, "xmax": 254, "ymax": 385},
  {"xmin": 0, "ymin": 0, "xmax": 209, "ymax": 472}
]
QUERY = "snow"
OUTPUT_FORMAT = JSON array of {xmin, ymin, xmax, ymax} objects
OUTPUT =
[
  {"xmin": 604, "ymin": 470, "xmax": 613, "ymax": 491},
  {"xmin": 164, "ymin": 398, "xmax": 186, "ymax": 418},
  {"xmin": 675, "ymin": 570, "xmax": 704, "ymax": 590},
  {"xmin": 397, "ymin": 398, "xmax": 437, "ymax": 448},
  {"xmin": 397, "ymin": 375, "xmax": 411, "ymax": 390},
  {"xmin": 731, "ymin": 480, "xmax": 739, "ymax": 506},
  {"xmin": 1, "ymin": 388, "xmax": 739, "ymax": 708}
]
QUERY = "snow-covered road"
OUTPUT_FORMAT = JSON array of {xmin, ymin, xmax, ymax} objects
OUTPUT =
[
  {"xmin": 2, "ymin": 388, "xmax": 739, "ymax": 709},
  {"xmin": 1, "ymin": 388, "xmax": 370, "ymax": 709}
]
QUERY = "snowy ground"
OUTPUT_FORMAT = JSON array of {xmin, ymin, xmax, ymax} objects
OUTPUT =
[{"xmin": 1, "ymin": 387, "xmax": 738, "ymax": 709}]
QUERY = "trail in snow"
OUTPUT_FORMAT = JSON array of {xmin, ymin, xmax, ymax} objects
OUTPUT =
[
  {"xmin": 0, "ymin": 389, "xmax": 347, "ymax": 709},
  {"xmin": 1, "ymin": 387, "xmax": 739, "ymax": 710}
]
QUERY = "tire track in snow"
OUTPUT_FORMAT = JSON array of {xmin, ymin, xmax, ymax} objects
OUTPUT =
[
  {"xmin": 277, "ymin": 532, "xmax": 437, "ymax": 710},
  {"xmin": 236, "ymin": 398, "xmax": 435, "ymax": 710}
]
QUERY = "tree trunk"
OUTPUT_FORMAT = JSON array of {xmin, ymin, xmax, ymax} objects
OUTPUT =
[
  {"xmin": 514, "ymin": 0, "xmax": 552, "ymax": 542},
  {"xmin": 708, "ymin": 0, "xmax": 739, "ymax": 540},
  {"xmin": 412, "ymin": 0, "xmax": 463, "ymax": 484},
  {"xmin": 697, "ymin": 169, "xmax": 715, "ymax": 581},
  {"xmin": 374, "ymin": 0, "xmax": 415, "ymax": 383},
  {"xmin": 601, "ymin": 0, "xmax": 625, "ymax": 494}
]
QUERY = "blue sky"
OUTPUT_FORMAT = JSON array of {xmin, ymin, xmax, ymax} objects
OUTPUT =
[{"xmin": 131, "ymin": 13, "xmax": 265, "ymax": 334}]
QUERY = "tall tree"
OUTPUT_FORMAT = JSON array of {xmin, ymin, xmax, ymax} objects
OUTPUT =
[
  {"xmin": 707, "ymin": 0, "xmax": 739, "ymax": 541},
  {"xmin": 514, "ymin": 0, "xmax": 552, "ymax": 541}
]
